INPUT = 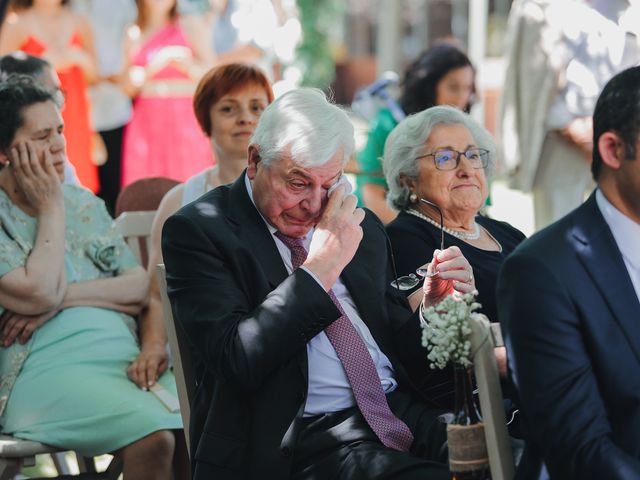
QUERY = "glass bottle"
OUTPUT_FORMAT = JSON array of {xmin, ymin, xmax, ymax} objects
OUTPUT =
[{"xmin": 448, "ymin": 364, "xmax": 491, "ymax": 480}]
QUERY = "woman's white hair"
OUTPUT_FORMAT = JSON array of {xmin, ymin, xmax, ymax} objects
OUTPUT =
[
  {"xmin": 382, "ymin": 105, "xmax": 496, "ymax": 210},
  {"xmin": 249, "ymin": 87, "xmax": 355, "ymax": 168}
]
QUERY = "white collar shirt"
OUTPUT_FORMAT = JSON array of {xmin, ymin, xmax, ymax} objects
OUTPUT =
[{"xmin": 596, "ymin": 189, "xmax": 640, "ymax": 304}]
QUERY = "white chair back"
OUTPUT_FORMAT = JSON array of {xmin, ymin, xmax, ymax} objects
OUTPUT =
[
  {"xmin": 156, "ymin": 264, "xmax": 195, "ymax": 458},
  {"xmin": 115, "ymin": 211, "xmax": 156, "ymax": 265},
  {"xmin": 470, "ymin": 315, "xmax": 515, "ymax": 480}
]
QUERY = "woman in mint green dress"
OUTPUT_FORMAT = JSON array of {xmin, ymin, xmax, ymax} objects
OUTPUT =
[{"xmin": 0, "ymin": 77, "xmax": 186, "ymax": 479}]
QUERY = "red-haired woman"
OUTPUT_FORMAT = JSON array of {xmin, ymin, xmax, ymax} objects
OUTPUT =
[{"xmin": 129, "ymin": 63, "xmax": 273, "ymax": 391}]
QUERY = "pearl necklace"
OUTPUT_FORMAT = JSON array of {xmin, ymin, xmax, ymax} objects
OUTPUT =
[{"xmin": 406, "ymin": 208, "xmax": 481, "ymax": 240}]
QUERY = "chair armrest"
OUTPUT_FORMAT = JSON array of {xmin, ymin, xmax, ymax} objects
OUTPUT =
[
  {"xmin": 490, "ymin": 322, "xmax": 505, "ymax": 347},
  {"xmin": 470, "ymin": 315, "xmax": 515, "ymax": 480}
]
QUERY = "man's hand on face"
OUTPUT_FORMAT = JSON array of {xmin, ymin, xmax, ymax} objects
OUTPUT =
[{"xmin": 303, "ymin": 185, "xmax": 365, "ymax": 290}]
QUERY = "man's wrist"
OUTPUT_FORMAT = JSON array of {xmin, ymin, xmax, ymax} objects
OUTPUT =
[{"xmin": 302, "ymin": 259, "xmax": 340, "ymax": 291}]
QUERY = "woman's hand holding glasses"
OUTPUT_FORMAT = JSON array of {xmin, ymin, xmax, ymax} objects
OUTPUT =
[{"xmin": 420, "ymin": 246, "xmax": 476, "ymax": 308}]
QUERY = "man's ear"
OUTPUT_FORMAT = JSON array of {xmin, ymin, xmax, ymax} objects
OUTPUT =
[
  {"xmin": 247, "ymin": 145, "xmax": 261, "ymax": 180},
  {"xmin": 597, "ymin": 132, "xmax": 624, "ymax": 170}
]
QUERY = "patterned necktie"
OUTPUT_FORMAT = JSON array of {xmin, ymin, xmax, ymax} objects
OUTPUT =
[{"xmin": 275, "ymin": 231, "xmax": 414, "ymax": 451}]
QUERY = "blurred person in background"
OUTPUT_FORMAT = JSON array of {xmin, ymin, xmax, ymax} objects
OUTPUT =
[
  {"xmin": 120, "ymin": 0, "xmax": 212, "ymax": 187},
  {"xmin": 177, "ymin": 0, "xmax": 264, "ymax": 66},
  {"xmin": 357, "ymin": 43, "xmax": 475, "ymax": 224},
  {"xmin": 72, "ymin": 0, "xmax": 137, "ymax": 216},
  {"xmin": 0, "ymin": 0, "xmax": 99, "ymax": 193},
  {"xmin": 135, "ymin": 63, "xmax": 273, "ymax": 391},
  {"xmin": 500, "ymin": 0, "xmax": 640, "ymax": 230}
]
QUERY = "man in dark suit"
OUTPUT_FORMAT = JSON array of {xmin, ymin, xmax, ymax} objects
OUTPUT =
[
  {"xmin": 497, "ymin": 66, "xmax": 640, "ymax": 479},
  {"xmin": 162, "ymin": 88, "xmax": 474, "ymax": 479}
]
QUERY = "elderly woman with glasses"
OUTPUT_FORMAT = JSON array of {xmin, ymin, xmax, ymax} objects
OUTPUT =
[{"xmin": 383, "ymin": 105, "xmax": 526, "ymax": 411}]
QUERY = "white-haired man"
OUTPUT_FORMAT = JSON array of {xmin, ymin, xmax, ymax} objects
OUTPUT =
[{"xmin": 162, "ymin": 88, "xmax": 471, "ymax": 479}]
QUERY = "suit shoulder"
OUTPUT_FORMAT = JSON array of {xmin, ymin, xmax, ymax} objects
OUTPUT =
[
  {"xmin": 172, "ymin": 184, "xmax": 231, "ymax": 223},
  {"xmin": 507, "ymin": 213, "xmax": 574, "ymax": 265}
]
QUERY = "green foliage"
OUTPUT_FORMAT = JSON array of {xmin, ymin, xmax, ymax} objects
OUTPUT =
[{"xmin": 295, "ymin": 0, "xmax": 344, "ymax": 88}]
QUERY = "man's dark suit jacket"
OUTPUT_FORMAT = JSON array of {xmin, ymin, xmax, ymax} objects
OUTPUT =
[
  {"xmin": 162, "ymin": 173, "xmax": 423, "ymax": 479},
  {"xmin": 497, "ymin": 192, "xmax": 640, "ymax": 479}
]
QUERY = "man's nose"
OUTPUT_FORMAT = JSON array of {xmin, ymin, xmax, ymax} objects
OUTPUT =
[{"xmin": 302, "ymin": 188, "xmax": 324, "ymax": 213}]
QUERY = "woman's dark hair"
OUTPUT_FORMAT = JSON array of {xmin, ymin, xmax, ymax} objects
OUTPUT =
[
  {"xmin": 0, "ymin": 52, "xmax": 50, "ymax": 77},
  {"xmin": 400, "ymin": 43, "xmax": 475, "ymax": 115},
  {"xmin": 592, "ymin": 65, "xmax": 640, "ymax": 180},
  {"xmin": 0, "ymin": 75, "xmax": 55, "ymax": 153},
  {"xmin": 10, "ymin": 0, "xmax": 69, "ymax": 8}
]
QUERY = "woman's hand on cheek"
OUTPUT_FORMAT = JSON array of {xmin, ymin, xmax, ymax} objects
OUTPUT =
[{"xmin": 10, "ymin": 142, "xmax": 62, "ymax": 212}]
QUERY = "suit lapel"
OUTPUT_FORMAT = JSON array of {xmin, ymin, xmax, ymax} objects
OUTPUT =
[
  {"xmin": 572, "ymin": 194, "xmax": 640, "ymax": 363},
  {"xmin": 226, "ymin": 173, "xmax": 289, "ymax": 289},
  {"xmin": 225, "ymin": 173, "xmax": 308, "ymax": 381},
  {"xmin": 341, "ymin": 260, "xmax": 378, "ymax": 324},
  {"xmin": 340, "ymin": 229, "xmax": 392, "ymax": 349}
]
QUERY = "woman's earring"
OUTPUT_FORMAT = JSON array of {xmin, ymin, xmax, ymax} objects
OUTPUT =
[{"xmin": 409, "ymin": 192, "xmax": 418, "ymax": 203}]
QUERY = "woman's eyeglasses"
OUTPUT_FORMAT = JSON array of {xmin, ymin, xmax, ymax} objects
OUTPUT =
[{"xmin": 416, "ymin": 148, "xmax": 489, "ymax": 171}]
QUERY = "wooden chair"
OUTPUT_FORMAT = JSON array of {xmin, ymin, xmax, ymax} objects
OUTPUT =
[
  {"xmin": 114, "ymin": 211, "xmax": 156, "ymax": 265},
  {"xmin": 156, "ymin": 264, "xmax": 195, "ymax": 459},
  {"xmin": 0, "ymin": 436, "xmax": 122, "ymax": 480},
  {"xmin": 115, "ymin": 177, "xmax": 179, "ymax": 218},
  {"xmin": 1, "ymin": 436, "xmax": 60, "ymax": 480},
  {"xmin": 469, "ymin": 315, "xmax": 515, "ymax": 480},
  {"xmin": 114, "ymin": 176, "xmax": 179, "ymax": 266}
]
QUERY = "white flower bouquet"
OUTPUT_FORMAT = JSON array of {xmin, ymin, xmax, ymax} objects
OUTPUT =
[{"xmin": 421, "ymin": 291, "xmax": 481, "ymax": 370}]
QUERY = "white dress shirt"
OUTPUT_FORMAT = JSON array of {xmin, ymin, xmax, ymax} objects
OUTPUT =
[
  {"xmin": 596, "ymin": 189, "xmax": 640, "ymax": 303},
  {"xmin": 244, "ymin": 174, "xmax": 398, "ymax": 416}
]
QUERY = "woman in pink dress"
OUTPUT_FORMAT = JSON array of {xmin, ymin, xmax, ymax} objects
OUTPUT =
[
  {"xmin": 0, "ymin": 0, "xmax": 100, "ymax": 193},
  {"xmin": 121, "ymin": 0, "xmax": 212, "ymax": 187}
]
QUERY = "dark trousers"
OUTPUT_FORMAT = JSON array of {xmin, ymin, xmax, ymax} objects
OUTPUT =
[
  {"xmin": 97, "ymin": 126, "xmax": 125, "ymax": 217},
  {"xmin": 291, "ymin": 390, "xmax": 450, "ymax": 480}
]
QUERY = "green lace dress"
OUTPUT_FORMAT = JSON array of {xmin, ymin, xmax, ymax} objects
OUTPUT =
[{"xmin": 0, "ymin": 185, "xmax": 181, "ymax": 456}]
